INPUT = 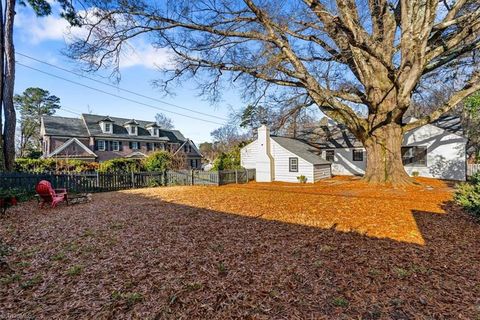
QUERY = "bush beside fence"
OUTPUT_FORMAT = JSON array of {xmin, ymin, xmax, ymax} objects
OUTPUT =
[
  {"xmin": 468, "ymin": 164, "xmax": 480, "ymax": 177},
  {"xmin": 0, "ymin": 169, "xmax": 256, "ymax": 194}
]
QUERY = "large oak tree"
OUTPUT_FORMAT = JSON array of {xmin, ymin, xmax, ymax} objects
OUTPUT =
[{"xmin": 69, "ymin": 0, "xmax": 480, "ymax": 184}]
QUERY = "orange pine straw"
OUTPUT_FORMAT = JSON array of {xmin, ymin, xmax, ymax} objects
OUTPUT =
[{"xmin": 127, "ymin": 176, "xmax": 454, "ymax": 245}]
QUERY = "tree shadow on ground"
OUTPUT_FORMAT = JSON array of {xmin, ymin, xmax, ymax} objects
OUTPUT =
[{"xmin": 0, "ymin": 192, "xmax": 479, "ymax": 319}]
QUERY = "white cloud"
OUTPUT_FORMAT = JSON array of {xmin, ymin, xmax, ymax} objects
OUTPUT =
[
  {"xmin": 119, "ymin": 41, "xmax": 174, "ymax": 70},
  {"xmin": 15, "ymin": 7, "xmax": 173, "ymax": 70}
]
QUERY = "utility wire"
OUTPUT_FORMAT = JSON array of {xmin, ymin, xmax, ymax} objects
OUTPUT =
[
  {"xmin": 16, "ymin": 62, "xmax": 225, "ymax": 126},
  {"xmin": 16, "ymin": 51, "xmax": 229, "ymax": 122},
  {"xmin": 61, "ymin": 107, "xmax": 82, "ymax": 116}
]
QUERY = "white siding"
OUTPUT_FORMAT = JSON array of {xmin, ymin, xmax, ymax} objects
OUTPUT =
[
  {"xmin": 314, "ymin": 164, "xmax": 332, "ymax": 181},
  {"xmin": 322, "ymin": 124, "xmax": 467, "ymax": 181},
  {"xmin": 403, "ymin": 124, "xmax": 466, "ymax": 181},
  {"xmin": 270, "ymin": 139, "xmax": 315, "ymax": 183},
  {"xmin": 322, "ymin": 148, "xmax": 365, "ymax": 176},
  {"xmin": 240, "ymin": 140, "xmax": 258, "ymax": 169}
]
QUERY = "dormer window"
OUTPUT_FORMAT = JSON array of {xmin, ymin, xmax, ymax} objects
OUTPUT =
[
  {"xmin": 124, "ymin": 119, "xmax": 139, "ymax": 136},
  {"xmin": 99, "ymin": 116, "xmax": 114, "ymax": 134},
  {"xmin": 146, "ymin": 122, "xmax": 160, "ymax": 137}
]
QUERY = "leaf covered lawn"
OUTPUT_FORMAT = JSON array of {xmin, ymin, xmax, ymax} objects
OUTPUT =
[{"xmin": 1, "ymin": 176, "xmax": 479, "ymax": 319}]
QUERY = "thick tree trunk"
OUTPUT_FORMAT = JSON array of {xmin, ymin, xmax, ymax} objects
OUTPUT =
[
  {"xmin": 362, "ymin": 124, "xmax": 413, "ymax": 185},
  {"xmin": 0, "ymin": 0, "xmax": 5, "ymax": 171},
  {"xmin": 3, "ymin": 0, "xmax": 15, "ymax": 171}
]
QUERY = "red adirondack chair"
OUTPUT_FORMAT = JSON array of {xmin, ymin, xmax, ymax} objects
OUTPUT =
[{"xmin": 35, "ymin": 180, "xmax": 68, "ymax": 208}]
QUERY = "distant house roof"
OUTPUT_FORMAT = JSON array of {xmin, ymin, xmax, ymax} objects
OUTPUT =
[
  {"xmin": 314, "ymin": 115, "xmax": 465, "ymax": 149},
  {"xmin": 42, "ymin": 115, "xmax": 90, "ymax": 137},
  {"xmin": 271, "ymin": 136, "xmax": 330, "ymax": 165},
  {"xmin": 82, "ymin": 114, "xmax": 186, "ymax": 142},
  {"xmin": 42, "ymin": 114, "xmax": 189, "ymax": 144}
]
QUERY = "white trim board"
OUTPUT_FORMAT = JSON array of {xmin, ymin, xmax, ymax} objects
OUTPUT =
[{"xmin": 47, "ymin": 138, "xmax": 97, "ymax": 158}]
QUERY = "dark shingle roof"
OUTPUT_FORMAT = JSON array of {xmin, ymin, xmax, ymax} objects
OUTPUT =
[
  {"xmin": 315, "ymin": 115, "xmax": 465, "ymax": 149},
  {"xmin": 431, "ymin": 115, "xmax": 464, "ymax": 136},
  {"xmin": 42, "ymin": 116, "xmax": 89, "ymax": 137},
  {"xmin": 271, "ymin": 136, "xmax": 330, "ymax": 165},
  {"xmin": 82, "ymin": 114, "xmax": 185, "ymax": 142}
]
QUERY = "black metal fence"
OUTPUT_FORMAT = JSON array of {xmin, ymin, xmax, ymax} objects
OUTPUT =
[{"xmin": 0, "ymin": 169, "xmax": 256, "ymax": 194}]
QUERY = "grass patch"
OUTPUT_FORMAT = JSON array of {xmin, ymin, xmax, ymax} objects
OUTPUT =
[
  {"xmin": 15, "ymin": 261, "xmax": 31, "ymax": 268},
  {"xmin": 66, "ymin": 264, "xmax": 83, "ymax": 276},
  {"xmin": 217, "ymin": 262, "xmax": 227, "ymax": 275},
  {"xmin": 185, "ymin": 282, "xmax": 202, "ymax": 291},
  {"xmin": 111, "ymin": 290, "xmax": 143, "ymax": 306},
  {"xmin": 51, "ymin": 251, "xmax": 67, "ymax": 261},
  {"xmin": 20, "ymin": 275, "xmax": 43, "ymax": 289},
  {"xmin": 393, "ymin": 267, "xmax": 410, "ymax": 278},
  {"xmin": 0, "ymin": 274, "xmax": 21, "ymax": 285},
  {"xmin": 82, "ymin": 228, "xmax": 95, "ymax": 237},
  {"xmin": 332, "ymin": 296, "xmax": 349, "ymax": 307}
]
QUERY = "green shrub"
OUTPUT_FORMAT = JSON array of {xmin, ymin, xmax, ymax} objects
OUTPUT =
[
  {"xmin": 212, "ymin": 146, "xmax": 242, "ymax": 171},
  {"xmin": 98, "ymin": 158, "xmax": 145, "ymax": 173},
  {"xmin": 454, "ymin": 173, "xmax": 480, "ymax": 218},
  {"xmin": 297, "ymin": 175, "xmax": 307, "ymax": 183},
  {"xmin": 143, "ymin": 151, "xmax": 173, "ymax": 172},
  {"xmin": 0, "ymin": 188, "xmax": 32, "ymax": 202},
  {"xmin": 14, "ymin": 158, "xmax": 99, "ymax": 173}
]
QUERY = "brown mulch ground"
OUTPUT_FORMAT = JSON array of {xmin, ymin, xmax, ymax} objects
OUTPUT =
[{"xmin": 1, "ymin": 176, "xmax": 479, "ymax": 319}]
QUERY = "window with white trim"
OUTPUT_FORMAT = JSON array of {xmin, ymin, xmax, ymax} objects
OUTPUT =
[
  {"xmin": 131, "ymin": 141, "xmax": 139, "ymax": 150},
  {"xmin": 352, "ymin": 149, "xmax": 363, "ymax": 161},
  {"xmin": 130, "ymin": 126, "xmax": 137, "ymax": 135},
  {"xmin": 105, "ymin": 123, "xmax": 111, "ymax": 133},
  {"xmin": 98, "ymin": 140, "xmax": 105, "ymax": 151},
  {"xmin": 289, "ymin": 157, "xmax": 298, "ymax": 172},
  {"xmin": 112, "ymin": 140, "xmax": 120, "ymax": 151},
  {"xmin": 325, "ymin": 150, "xmax": 335, "ymax": 162}
]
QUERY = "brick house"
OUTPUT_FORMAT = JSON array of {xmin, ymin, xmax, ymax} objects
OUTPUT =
[{"xmin": 40, "ymin": 114, "xmax": 203, "ymax": 169}]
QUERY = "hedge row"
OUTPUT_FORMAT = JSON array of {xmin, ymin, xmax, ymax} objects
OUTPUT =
[{"xmin": 14, "ymin": 151, "xmax": 174, "ymax": 174}]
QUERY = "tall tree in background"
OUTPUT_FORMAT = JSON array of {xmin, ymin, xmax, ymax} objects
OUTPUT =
[
  {"xmin": 0, "ymin": 0, "xmax": 77, "ymax": 171},
  {"xmin": 464, "ymin": 92, "xmax": 480, "ymax": 162},
  {"xmin": 210, "ymin": 124, "xmax": 246, "ymax": 153},
  {"xmin": 155, "ymin": 113, "xmax": 174, "ymax": 129},
  {"xmin": 15, "ymin": 87, "xmax": 61, "ymax": 157},
  {"xmin": 69, "ymin": 0, "xmax": 480, "ymax": 184}
]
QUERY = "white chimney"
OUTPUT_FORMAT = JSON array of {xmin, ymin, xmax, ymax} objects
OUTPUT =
[{"xmin": 256, "ymin": 124, "xmax": 274, "ymax": 182}]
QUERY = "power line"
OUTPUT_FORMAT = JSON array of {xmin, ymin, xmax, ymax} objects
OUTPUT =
[
  {"xmin": 61, "ymin": 107, "xmax": 82, "ymax": 116},
  {"xmin": 16, "ymin": 51, "xmax": 229, "ymax": 122},
  {"xmin": 16, "ymin": 62, "xmax": 225, "ymax": 126}
]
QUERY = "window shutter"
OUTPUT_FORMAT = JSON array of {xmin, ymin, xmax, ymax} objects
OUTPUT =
[
  {"xmin": 94, "ymin": 140, "xmax": 98, "ymax": 151},
  {"xmin": 119, "ymin": 141, "xmax": 123, "ymax": 151},
  {"xmin": 129, "ymin": 141, "xmax": 132, "ymax": 149}
]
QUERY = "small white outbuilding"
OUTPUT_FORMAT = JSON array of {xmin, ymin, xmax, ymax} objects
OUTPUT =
[{"xmin": 241, "ymin": 125, "xmax": 332, "ymax": 183}]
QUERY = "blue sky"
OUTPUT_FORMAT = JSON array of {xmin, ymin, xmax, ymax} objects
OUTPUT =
[{"xmin": 13, "ymin": 4, "xmax": 243, "ymax": 143}]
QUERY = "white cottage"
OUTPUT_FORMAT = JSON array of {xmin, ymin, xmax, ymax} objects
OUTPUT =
[
  {"xmin": 319, "ymin": 115, "xmax": 467, "ymax": 181},
  {"xmin": 241, "ymin": 125, "xmax": 332, "ymax": 183},
  {"xmin": 242, "ymin": 116, "xmax": 467, "ymax": 182}
]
